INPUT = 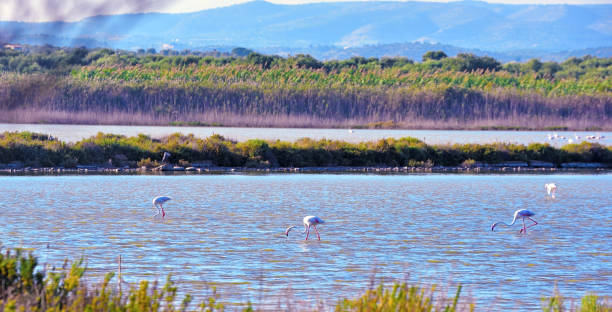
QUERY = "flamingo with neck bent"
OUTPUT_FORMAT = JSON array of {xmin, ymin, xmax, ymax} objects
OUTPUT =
[
  {"xmin": 285, "ymin": 216, "xmax": 325, "ymax": 241},
  {"xmin": 491, "ymin": 209, "xmax": 538, "ymax": 234},
  {"xmin": 152, "ymin": 196, "xmax": 171, "ymax": 218}
]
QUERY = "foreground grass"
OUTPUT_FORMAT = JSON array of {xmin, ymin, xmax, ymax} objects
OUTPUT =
[
  {"xmin": 0, "ymin": 131, "xmax": 610, "ymax": 169},
  {"xmin": 0, "ymin": 248, "xmax": 609, "ymax": 311}
]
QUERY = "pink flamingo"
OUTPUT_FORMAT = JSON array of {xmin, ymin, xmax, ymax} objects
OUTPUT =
[
  {"xmin": 285, "ymin": 216, "xmax": 325, "ymax": 241},
  {"xmin": 491, "ymin": 209, "xmax": 538, "ymax": 234},
  {"xmin": 152, "ymin": 196, "xmax": 171, "ymax": 218}
]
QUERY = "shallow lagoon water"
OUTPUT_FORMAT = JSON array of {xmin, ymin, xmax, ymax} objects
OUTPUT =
[
  {"xmin": 1, "ymin": 123, "xmax": 610, "ymax": 146},
  {"xmin": 0, "ymin": 173, "xmax": 611, "ymax": 310}
]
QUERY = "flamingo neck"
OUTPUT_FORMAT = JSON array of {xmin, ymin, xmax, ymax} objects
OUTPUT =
[
  {"xmin": 509, "ymin": 214, "xmax": 519, "ymax": 226},
  {"xmin": 492, "ymin": 214, "xmax": 519, "ymax": 230}
]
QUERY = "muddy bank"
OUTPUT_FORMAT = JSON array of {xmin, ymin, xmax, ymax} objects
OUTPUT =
[{"xmin": 1, "ymin": 163, "xmax": 609, "ymax": 175}]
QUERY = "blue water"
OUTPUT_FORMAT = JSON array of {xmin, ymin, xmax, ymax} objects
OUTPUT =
[
  {"xmin": 1, "ymin": 123, "xmax": 610, "ymax": 146},
  {"xmin": 0, "ymin": 173, "xmax": 610, "ymax": 310}
]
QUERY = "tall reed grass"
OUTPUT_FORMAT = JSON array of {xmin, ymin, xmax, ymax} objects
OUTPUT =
[
  {"xmin": 0, "ymin": 108, "xmax": 604, "ymax": 131},
  {"xmin": 0, "ymin": 50, "xmax": 610, "ymax": 130}
]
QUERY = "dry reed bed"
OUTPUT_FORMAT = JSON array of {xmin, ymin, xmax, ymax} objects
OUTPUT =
[{"xmin": 1, "ymin": 49, "xmax": 610, "ymax": 130}]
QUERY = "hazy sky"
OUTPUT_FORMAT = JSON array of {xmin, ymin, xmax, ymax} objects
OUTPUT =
[{"xmin": 2, "ymin": 0, "xmax": 611, "ymax": 22}]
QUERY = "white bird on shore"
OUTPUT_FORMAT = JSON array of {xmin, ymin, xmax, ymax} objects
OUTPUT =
[
  {"xmin": 491, "ymin": 209, "xmax": 538, "ymax": 234},
  {"xmin": 286, "ymin": 216, "xmax": 325, "ymax": 241},
  {"xmin": 152, "ymin": 196, "xmax": 171, "ymax": 218},
  {"xmin": 545, "ymin": 183, "xmax": 557, "ymax": 198}
]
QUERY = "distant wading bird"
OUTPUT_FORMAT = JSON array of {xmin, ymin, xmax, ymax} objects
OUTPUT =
[
  {"xmin": 545, "ymin": 183, "xmax": 557, "ymax": 197},
  {"xmin": 285, "ymin": 216, "xmax": 325, "ymax": 241},
  {"xmin": 152, "ymin": 196, "xmax": 171, "ymax": 218},
  {"xmin": 491, "ymin": 209, "xmax": 538, "ymax": 234}
]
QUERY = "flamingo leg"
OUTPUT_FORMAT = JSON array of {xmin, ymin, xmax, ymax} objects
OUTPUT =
[
  {"xmin": 520, "ymin": 217, "xmax": 527, "ymax": 234},
  {"xmin": 161, "ymin": 204, "xmax": 165, "ymax": 218},
  {"xmin": 314, "ymin": 224, "xmax": 321, "ymax": 241},
  {"xmin": 525, "ymin": 217, "xmax": 538, "ymax": 230},
  {"xmin": 305, "ymin": 226, "xmax": 310, "ymax": 240}
]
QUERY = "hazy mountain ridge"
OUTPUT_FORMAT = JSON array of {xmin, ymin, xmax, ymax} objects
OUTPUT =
[
  {"xmin": 1, "ymin": 0, "xmax": 611, "ymax": 60},
  {"xmin": 257, "ymin": 43, "xmax": 612, "ymax": 62}
]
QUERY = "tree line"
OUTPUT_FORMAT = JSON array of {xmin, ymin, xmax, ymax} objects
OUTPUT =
[{"xmin": 1, "ymin": 45, "xmax": 609, "ymax": 80}]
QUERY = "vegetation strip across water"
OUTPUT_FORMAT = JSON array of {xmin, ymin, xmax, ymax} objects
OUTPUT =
[
  {"xmin": 0, "ymin": 46, "xmax": 610, "ymax": 129},
  {"xmin": 0, "ymin": 131, "xmax": 610, "ymax": 170}
]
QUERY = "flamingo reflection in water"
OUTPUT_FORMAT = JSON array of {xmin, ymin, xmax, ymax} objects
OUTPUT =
[{"xmin": 545, "ymin": 183, "xmax": 557, "ymax": 198}]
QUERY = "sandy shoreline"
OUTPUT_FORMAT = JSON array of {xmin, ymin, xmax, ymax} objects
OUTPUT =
[{"xmin": 1, "ymin": 164, "xmax": 609, "ymax": 175}]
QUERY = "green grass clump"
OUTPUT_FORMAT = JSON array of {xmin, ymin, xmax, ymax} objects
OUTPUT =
[
  {"xmin": 542, "ymin": 288, "xmax": 611, "ymax": 312},
  {"xmin": 0, "ymin": 247, "xmax": 226, "ymax": 312},
  {"xmin": 336, "ymin": 284, "xmax": 470, "ymax": 312}
]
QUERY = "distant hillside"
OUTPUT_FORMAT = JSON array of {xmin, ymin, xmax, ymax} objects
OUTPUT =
[
  {"xmin": 257, "ymin": 43, "xmax": 612, "ymax": 63},
  {"xmin": 1, "ymin": 0, "xmax": 610, "ymax": 55}
]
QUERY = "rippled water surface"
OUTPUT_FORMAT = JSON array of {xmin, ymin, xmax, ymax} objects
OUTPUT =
[
  {"xmin": 1, "ymin": 123, "xmax": 610, "ymax": 146},
  {"xmin": 1, "ymin": 173, "xmax": 611, "ymax": 310}
]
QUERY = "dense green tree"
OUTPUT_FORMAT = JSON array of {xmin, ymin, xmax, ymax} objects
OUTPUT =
[
  {"xmin": 291, "ymin": 54, "xmax": 322, "ymax": 69},
  {"xmin": 247, "ymin": 52, "xmax": 277, "ymax": 69},
  {"xmin": 231, "ymin": 47, "xmax": 254, "ymax": 57},
  {"xmin": 443, "ymin": 53, "xmax": 500, "ymax": 71},
  {"xmin": 524, "ymin": 58, "xmax": 543, "ymax": 72},
  {"xmin": 422, "ymin": 50, "xmax": 448, "ymax": 61}
]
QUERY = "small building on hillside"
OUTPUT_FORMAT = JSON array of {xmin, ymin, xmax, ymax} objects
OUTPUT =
[{"xmin": 3, "ymin": 44, "xmax": 24, "ymax": 50}]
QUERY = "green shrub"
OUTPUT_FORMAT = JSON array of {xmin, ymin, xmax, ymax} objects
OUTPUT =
[
  {"xmin": 1, "ymin": 132, "xmax": 610, "ymax": 168},
  {"xmin": 336, "ymin": 284, "xmax": 467, "ymax": 312}
]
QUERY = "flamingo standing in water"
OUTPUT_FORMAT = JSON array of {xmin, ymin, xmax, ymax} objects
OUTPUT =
[
  {"xmin": 491, "ymin": 209, "xmax": 538, "ymax": 234},
  {"xmin": 285, "ymin": 216, "xmax": 325, "ymax": 241},
  {"xmin": 545, "ymin": 183, "xmax": 557, "ymax": 198},
  {"xmin": 152, "ymin": 196, "xmax": 171, "ymax": 218}
]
